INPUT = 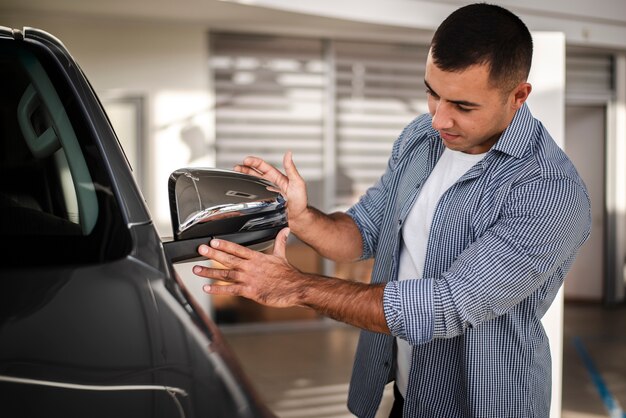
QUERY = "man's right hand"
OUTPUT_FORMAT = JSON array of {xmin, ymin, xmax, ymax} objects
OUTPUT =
[
  {"xmin": 235, "ymin": 152, "xmax": 363, "ymax": 262},
  {"xmin": 234, "ymin": 151, "xmax": 308, "ymax": 224}
]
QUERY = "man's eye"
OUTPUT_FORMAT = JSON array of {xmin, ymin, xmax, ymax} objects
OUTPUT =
[
  {"xmin": 456, "ymin": 105, "xmax": 472, "ymax": 112},
  {"xmin": 426, "ymin": 89, "xmax": 438, "ymax": 99}
]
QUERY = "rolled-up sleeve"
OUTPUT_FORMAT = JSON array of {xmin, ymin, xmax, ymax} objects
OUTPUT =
[
  {"xmin": 384, "ymin": 279, "xmax": 434, "ymax": 345},
  {"xmin": 432, "ymin": 177, "xmax": 590, "ymax": 340},
  {"xmin": 385, "ymin": 176, "xmax": 590, "ymax": 345}
]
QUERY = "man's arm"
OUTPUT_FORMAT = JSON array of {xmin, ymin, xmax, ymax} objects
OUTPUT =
[
  {"xmin": 193, "ymin": 228, "xmax": 389, "ymax": 334},
  {"xmin": 235, "ymin": 152, "xmax": 363, "ymax": 262},
  {"xmin": 290, "ymin": 208, "xmax": 363, "ymax": 262}
]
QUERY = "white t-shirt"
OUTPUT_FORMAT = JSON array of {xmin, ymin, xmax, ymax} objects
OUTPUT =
[{"xmin": 396, "ymin": 147, "xmax": 486, "ymax": 397}]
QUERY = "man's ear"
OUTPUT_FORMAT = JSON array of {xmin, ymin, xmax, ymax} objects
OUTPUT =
[{"xmin": 511, "ymin": 82, "xmax": 532, "ymax": 109}]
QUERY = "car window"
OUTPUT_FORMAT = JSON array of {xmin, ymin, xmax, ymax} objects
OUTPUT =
[{"xmin": 0, "ymin": 40, "xmax": 131, "ymax": 266}]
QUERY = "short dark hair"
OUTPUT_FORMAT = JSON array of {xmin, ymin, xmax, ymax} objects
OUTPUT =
[{"xmin": 430, "ymin": 3, "xmax": 533, "ymax": 91}]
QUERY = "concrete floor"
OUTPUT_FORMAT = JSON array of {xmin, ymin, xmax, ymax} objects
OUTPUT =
[
  {"xmin": 223, "ymin": 302, "xmax": 626, "ymax": 418},
  {"xmin": 562, "ymin": 303, "xmax": 626, "ymax": 418}
]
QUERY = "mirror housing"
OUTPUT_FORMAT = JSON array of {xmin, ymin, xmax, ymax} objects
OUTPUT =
[{"xmin": 162, "ymin": 168, "xmax": 287, "ymax": 263}]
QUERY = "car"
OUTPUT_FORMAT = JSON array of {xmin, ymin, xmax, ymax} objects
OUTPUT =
[{"xmin": 0, "ymin": 26, "xmax": 286, "ymax": 418}]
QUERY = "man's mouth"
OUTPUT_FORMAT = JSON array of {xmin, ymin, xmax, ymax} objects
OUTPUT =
[{"xmin": 439, "ymin": 131, "xmax": 461, "ymax": 141}]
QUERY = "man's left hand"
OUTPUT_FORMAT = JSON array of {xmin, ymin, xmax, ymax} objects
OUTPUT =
[{"xmin": 193, "ymin": 228, "xmax": 305, "ymax": 308}]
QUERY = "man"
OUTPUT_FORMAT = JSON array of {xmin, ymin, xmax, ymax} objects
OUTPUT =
[{"xmin": 193, "ymin": 4, "xmax": 591, "ymax": 417}]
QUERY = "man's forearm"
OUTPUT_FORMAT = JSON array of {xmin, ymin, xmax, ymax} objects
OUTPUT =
[
  {"xmin": 195, "ymin": 232, "xmax": 389, "ymax": 334},
  {"xmin": 289, "ymin": 207, "xmax": 363, "ymax": 262},
  {"xmin": 297, "ymin": 273, "xmax": 390, "ymax": 334}
]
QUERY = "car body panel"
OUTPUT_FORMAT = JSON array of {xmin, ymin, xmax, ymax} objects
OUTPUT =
[{"xmin": 0, "ymin": 27, "xmax": 274, "ymax": 418}]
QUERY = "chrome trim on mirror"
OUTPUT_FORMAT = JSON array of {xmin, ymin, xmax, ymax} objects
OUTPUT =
[
  {"xmin": 178, "ymin": 197, "xmax": 286, "ymax": 235},
  {"xmin": 168, "ymin": 168, "xmax": 287, "ymax": 241}
]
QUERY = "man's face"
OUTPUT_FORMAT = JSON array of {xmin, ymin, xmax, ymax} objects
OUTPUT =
[{"xmin": 424, "ymin": 51, "xmax": 529, "ymax": 154}]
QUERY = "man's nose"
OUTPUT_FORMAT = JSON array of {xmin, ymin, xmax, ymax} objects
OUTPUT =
[{"xmin": 431, "ymin": 102, "xmax": 454, "ymax": 131}]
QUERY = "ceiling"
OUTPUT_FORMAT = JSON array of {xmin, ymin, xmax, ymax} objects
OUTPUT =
[{"xmin": 1, "ymin": 0, "xmax": 432, "ymax": 43}]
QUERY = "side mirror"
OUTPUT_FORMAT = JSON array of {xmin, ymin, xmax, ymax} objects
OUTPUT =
[{"xmin": 162, "ymin": 168, "xmax": 287, "ymax": 263}]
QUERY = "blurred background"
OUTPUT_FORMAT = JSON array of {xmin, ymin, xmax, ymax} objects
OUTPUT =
[{"xmin": 2, "ymin": 1, "xmax": 625, "ymax": 417}]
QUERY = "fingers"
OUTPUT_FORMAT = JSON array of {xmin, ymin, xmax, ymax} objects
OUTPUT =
[
  {"xmin": 233, "ymin": 163, "xmax": 263, "ymax": 177},
  {"xmin": 235, "ymin": 156, "xmax": 287, "ymax": 188},
  {"xmin": 193, "ymin": 243, "xmax": 246, "ymax": 296},
  {"xmin": 272, "ymin": 227, "xmax": 290, "ymax": 258},
  {"xmin": 200, "ymin": 238, "xmax": 253, "ymax": 261},
  {"xmin": 193, "ymin": 266, "xmax": 241, "ymax": 297},
  {"xmin": 193, "ymin": 256, "xmax": 243, "ymax": 296},
  {"xmin": 193, "ymin": 265, "xmax": 238, "ymax": 282},
  {"xmin": 283, "ymin": 151, "xmax": 303, "ymax": 183},
  {"xmin": 241, "ymin": 155, "xmax": 269, "ymax": 171},
  {"xmin": 233, "ymin": 156, "xmax": 266, "ymax": 177},
  {"xmin": 202, "ymin": 282, "xmax": 239, "ymax": 296},
  {"xmin": 193, "ymin": 233, "xmax": 301, "ymax": 308},
  {"xmin": 215, "ymin": 238, "xmax": 257, "ymax": 259}
]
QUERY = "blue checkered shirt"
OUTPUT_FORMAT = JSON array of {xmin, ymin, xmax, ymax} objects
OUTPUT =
[{"xmin": 345, "ymin": 104, "xmax": 591, "ymax": 417}]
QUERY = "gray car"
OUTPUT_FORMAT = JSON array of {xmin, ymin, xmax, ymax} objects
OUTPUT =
[{"xmin": 0, "ymin": 26, "xmax": 286, "ymax": 418}]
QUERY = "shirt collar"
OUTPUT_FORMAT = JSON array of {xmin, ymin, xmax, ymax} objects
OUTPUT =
[
  {"xmin": 426, "ymin": 103, "xmax": 538, "ymax": 160},
  {"xmin": 491, "ymin": 103, "xmax": 537, "ymax": 159}
]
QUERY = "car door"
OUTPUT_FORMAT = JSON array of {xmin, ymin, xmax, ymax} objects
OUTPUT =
[{"xmin": 0, "ymin": 27, "xmax": 272, "ymax": 418}]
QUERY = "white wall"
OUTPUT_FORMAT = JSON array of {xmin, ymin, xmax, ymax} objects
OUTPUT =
[
  {"xmin": 236, "ymin": 0, "xmax": 626, "ymax": 49},
  {"xmin": 563, "ymin": 105, "xmax": 606, "ymax": 301},
  {"xmin": 528, "ymin": 32, "xmax": 566, "ymax": 418}
]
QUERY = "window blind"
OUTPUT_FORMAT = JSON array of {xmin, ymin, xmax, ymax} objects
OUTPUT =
[
  {"xmin": 211, "ymin": 33, "xmax": 430, "ymax": 209},
  {"xmin": 334, "ymin": 41, "xmax": 429, "ymax": 205},
  {"xmin": 566, "ymin": 51, "xmax": 613, "ymax": 100},
  {"xmin": 211, "ymin": 33, "xmax": 326, "ymax": 205}
]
